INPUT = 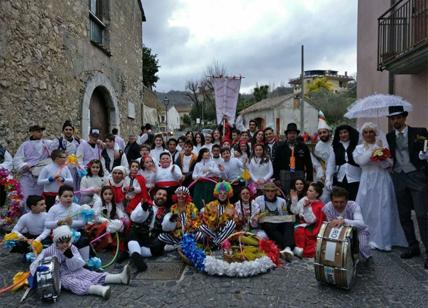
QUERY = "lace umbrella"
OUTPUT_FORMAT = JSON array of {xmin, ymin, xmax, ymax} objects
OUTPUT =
[{"xmin": 344, "ymin": 94, "xmax": 413, "ymax": 119}]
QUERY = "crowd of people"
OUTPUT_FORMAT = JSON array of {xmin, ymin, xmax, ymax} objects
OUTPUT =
[{"xmin": 0, "ymin": 105, "xmax": 428, "ymax": 299}]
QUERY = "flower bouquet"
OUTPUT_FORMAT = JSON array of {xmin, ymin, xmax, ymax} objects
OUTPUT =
[{"xmin": 370, "ymin": 148, "xmax": 391, "ymax": 162}]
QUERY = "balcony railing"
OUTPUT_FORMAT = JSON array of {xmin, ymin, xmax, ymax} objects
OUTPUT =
[{"xmin": 378, "ymin": 0, "xmax": 428, "ymax": 73}]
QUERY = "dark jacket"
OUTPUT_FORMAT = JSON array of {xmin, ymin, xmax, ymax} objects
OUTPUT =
[
  {"xmin": 386, "ymin": 126, "xmax": 428, "ymax": 171},
  {"xmin": 124, "ymin": 141, "xmax": 141, "ymax": 162},
  {"xmin": 273, "ymin": 140, "xmax": 313, "ymax": 181},
  {"xmin": 332, "ymin": 125, "xmax": 360, "ymax": 167}
]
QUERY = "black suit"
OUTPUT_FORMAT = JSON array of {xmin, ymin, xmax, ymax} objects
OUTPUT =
[
  {"xmin": 386, "ymin": 126, "xmax": 428, "ymax": 251},
  {"xmin": 124, "ymin": 141, "xmax": 141, "ymax": 162},
  {"xmin": 273, "ymin": 141, "xmax": 313, "ymax": 193}
]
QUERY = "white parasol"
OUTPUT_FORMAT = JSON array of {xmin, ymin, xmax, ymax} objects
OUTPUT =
[{"xmin": 344, "ymin": 94, "xmax": 413, "ymax": 119}]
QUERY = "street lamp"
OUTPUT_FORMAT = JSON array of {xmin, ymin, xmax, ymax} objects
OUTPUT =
[{"xmin": 163, "ymin": 96, "xmax": 169, "ymax": 138}]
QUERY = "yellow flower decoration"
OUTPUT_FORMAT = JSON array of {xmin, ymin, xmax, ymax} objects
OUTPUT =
[
  {"xmin": 67, "ymin": 154, "xmax": 78, "ymax": 166},
  {"xmin": 4, "ymin": 232, "xmax": 20, "ymax": 241},
  {"xmin": 32, "ymin": 240, "xmax": 43, "ymax": 254},
  {"xmin": 11, "ymin": 272, "xmax": 29, "ymax": 291}
]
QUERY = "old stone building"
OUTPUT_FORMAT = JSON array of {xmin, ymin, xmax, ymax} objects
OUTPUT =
[{"xmin": 0, "ymin": 0, "xmax": 146, "ymax": 152}]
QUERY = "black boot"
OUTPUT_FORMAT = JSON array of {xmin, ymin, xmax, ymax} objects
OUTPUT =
[
  {"xmin": 116, "ymin": 251, "xmax": 129, "ymax": 264},
  {"xmin": 131, "ymin": 252, "xmax": 147, "ymax": 272},
  {"xmin": 400, "ymin": 245, "xmax": 421, "ymax": 259}
]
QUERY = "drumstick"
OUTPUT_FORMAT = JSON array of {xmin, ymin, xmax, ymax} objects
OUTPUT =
[{"xmin": 424, "ymin": 139, "xmax": 427, "ymax": 153}]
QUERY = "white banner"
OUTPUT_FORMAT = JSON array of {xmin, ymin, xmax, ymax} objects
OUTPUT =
[{"xmin": 213, "ymin": 76, "xmax": 241, "ymax": 124}]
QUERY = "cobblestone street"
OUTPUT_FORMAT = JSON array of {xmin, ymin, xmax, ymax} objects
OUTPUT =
[{"xmin": 1, "ymin": 245, "xmax": 428, "ymax": 308}]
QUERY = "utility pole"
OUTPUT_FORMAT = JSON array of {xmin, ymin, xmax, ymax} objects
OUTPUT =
[
  {"xmin": 163, "ymin": 97, "xmax": 169, "ymax": 141},
  {"xmin": 300, "ymin": 45, "xmax": 305, "ymax": 133}
]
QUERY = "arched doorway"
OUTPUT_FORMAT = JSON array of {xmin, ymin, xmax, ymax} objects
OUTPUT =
[
  {"xmin": 81, "ymin": 73, "xmax": 119, "ymax": 138},
  {"xmin": 89, "ymin": 87, "xmax": 110, "ymax": 139},
  {"xmin": 254, "ymin": 117, "xmax": 265, "ymax": 130}
]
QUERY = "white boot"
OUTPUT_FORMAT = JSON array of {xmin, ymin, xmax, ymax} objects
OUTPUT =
[
  {"xmin": 280, "ymin": 247, "xmax": 294, "ymax": 262},
  {"xmin": 164, "ymin": 244, "xmax": 177, "ymax": 252},
  {"xmin": 105, "ymin": 265, "xmax": 131, "ymax": 285},
  {"xmin": 88, "ymin": 285, "xmax": 111, "ymax": 299},
  {"xmin": 293, "ymin": 247, "xmax": 303, "ymax": 259}
]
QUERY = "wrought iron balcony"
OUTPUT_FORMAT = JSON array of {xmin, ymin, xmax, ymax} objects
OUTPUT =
[{"xmin": 378, "ymin": 0, "xmax": 428, "ymax": 73}]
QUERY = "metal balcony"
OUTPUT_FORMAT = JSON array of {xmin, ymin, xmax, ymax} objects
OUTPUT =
[{"xmin": 378, "ymin": 0, "xmax": 428, "ymax": 73}]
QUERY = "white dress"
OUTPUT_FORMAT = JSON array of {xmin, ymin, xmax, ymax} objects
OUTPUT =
[{"xmin": 353, "ymin": 143, "xmax": 407, "ymax": 251}]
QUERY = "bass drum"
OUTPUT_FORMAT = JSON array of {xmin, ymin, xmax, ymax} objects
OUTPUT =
[
  {"xmin": 36, "ymin": 256, "xmax": 61, "ymax": 302},
  {"xmin": 314, "ymin": 222, "xmax": 359, "ymax": 289}
]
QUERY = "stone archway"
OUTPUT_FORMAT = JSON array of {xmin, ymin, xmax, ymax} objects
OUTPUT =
[{"xmin": 81, "ymin": 73, "xmax": 119, "ymax": 138}]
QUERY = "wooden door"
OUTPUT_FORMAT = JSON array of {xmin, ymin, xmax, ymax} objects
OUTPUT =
[{"xmin": 89, "ymin": 88, "xmax": 109, "ymax": 139}]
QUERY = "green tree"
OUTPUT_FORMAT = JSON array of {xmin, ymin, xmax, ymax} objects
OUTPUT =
[
  {"xmin": 253, "ymin": 85, "xmax": 269, "ymax": 102},
  {"xmin": 143, "ymin": 46, "xmax": 160, "ymax": 89},
  {"xmin": 307, "ymin": 77, "xmax": 334, "ymax": 94},
  {"xmin": 181, "ymin": 114, "xmax": 191, "ymax": 127}
]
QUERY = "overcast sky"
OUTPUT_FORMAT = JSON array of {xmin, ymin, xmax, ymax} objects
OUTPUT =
[{"xmin": 142, "ymin": 0, "xmax": 357, "ymax": 93}]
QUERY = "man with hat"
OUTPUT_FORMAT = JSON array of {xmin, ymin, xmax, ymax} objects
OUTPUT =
[
  {"xmin": 386, "ymin": 105, "xmax": 428, "ymax": 268},
  {"xmin": 76, "ymin": 128, "xmax": 103, "ymax": 167},
  {"xmin": 14, "ymin": 125, "xmax": 52, "ymax": 205},
  {"xmin": 314, "ymin": 117, "xmax": 333, "ymax": 203},
  {"xmin": 50, "ymin": 120, "xmax": 81, "ymax": 190},
  {"xmin": 253, "ymin": 182, "xmax": 295, "ymax": 261},
  {"xmin": 273, "ymin": 123, "xmax": 313, "ymax": 194},
  {"xmin": 326, "ymin": 124, "xmax": 361, "ymax": 201}
]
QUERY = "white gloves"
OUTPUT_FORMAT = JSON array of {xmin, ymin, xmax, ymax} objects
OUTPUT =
[
  {"xmin": 325, "ymin": 179, "xmax": 333, "ymax": 191},
  {"xmin": 106, "ymin": 219, "xmax": 124, "ymax": 233},
  {"xmin": 419, "ymin": 151, "xmax": 428, "ymax": 161}
]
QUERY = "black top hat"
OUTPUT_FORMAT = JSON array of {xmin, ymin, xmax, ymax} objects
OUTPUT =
[
  {"xmin": 284, "ymin": 123, "xmax": 300, "ymax": 134},
  {"xmin": 29, "ymin": 125, "xmax": 46, "ymax": 132},
  {"xmin": 387, "ymin": 106, "xmax": 408, "ymax": 117}
]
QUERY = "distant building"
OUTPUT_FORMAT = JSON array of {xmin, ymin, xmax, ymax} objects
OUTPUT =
[
  {"xmin": 289, "ymin": 70, "xmax": 354, "ymax": 95},
  {"xmin": 239, "ymin": 94, "xmax": 319, "ymax": 135},
  {"xmin": 0, "ymin": 0, "xmax": 145, "ymax": 151},
  {"xmin": 357, "ymin": 0, "xmax": 428, "ymax": 130},
  {"xmin": 143, "ymin": 86, "xmax": 162, "ymax": 128}
]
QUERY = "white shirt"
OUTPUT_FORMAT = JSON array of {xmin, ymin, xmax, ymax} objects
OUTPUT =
[
  {"xmin": 12, "ymin": 212, "xmax": 50, "ymax": 241},
  {"xmin": 192, "ymin": 159, "xmax": 221, "ymax": 179},
  {"xmin": 220, "ymin": 158, "xmax": 243, "ymax": 181},
  {"xmin": 37, "ymin": 163, "xmax": 74, "ymax": 193},
  {"xmin": 139, "ymin": 169, "xmax": 156, "ymax": 188},
  {"xmin": 131, "ymin": 203, "xmax": 161, "ymax": 229},
  {"xmin": 326, "ymin": 140, "xmax": 361, "ymax": 184},
  {"xmin": 0, "ymin": 150, "xmax": 13, "ymax": 172},
  {"xmin": 93, "ymin": 199, "xmax": 127, "ymax": 220},
  {"xmin": 100, "ymin": 148, "xmax": 129, "ymax": 175},
  {"xmin": 290, "ymin": 197, "xmax": 317, "ymax": 226},
  {"xmin": 150, "ymin": 147, "xmax": 165, "ymax": 162},
  {"xmin": 79, "ymin": 175, "xmax": 106, "ymax": 195},
  {"xmin": 155, "ymin": 164, "xmax": 182, "ymax": 183},
  {"xmin": 181, "ymin": 155, "xmax": 193, "ymax": 173},
  {"xmin": 123, "ymin": 175, "xmax": 142, "ymax": 199},
  {"xmin": 248, "ymin": 157, "xmax": 273, "ymax": 182},
  {"xmin": 45, "ymin": 202, "xmax": 84, "ymax": 230}
]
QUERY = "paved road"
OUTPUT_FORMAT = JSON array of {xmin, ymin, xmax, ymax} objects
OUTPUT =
[{"xmin": 1, "ymin": 245, "xmax": 428, "ymax": 308}]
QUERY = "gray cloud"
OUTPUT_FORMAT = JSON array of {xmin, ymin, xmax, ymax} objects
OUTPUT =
[{"xmin": 142, "ymin": 1, "xmax": 357, "ymax": 92}]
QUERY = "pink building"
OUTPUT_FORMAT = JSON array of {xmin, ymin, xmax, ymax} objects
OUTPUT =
[{"xmin": 357, "ymin": 0, "xmax": 428, "ymax": 130}]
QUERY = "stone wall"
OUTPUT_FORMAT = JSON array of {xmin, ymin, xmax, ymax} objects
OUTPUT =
[{"xmin": 0, "ymin": 0, "xmax": 144, "ymax": 153}]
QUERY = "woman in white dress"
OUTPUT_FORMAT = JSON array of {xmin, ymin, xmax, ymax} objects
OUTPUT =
[{"xmin": 353, "ymin": 122, "xmax": 407, "ymax": 251}]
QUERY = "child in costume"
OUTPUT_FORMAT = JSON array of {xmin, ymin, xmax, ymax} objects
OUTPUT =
[
  {"xmin": 192, "ymin": 148, "xmax": 221, "ymax": 210},
  {"xmin": 139, "ymin": 156, "xmax": 156, "ymax": 191},
  {"xmin": 154, "ymin": 152, "xmax": 183, "ymax": 206},
  {"xmin": 9, "ymin": 195, "xmax": 51, "ymax": 253},
  {"xmin": 45, "ymin": 185, "xmax": 91, "ymax": 261},
  {"xmin": 290, "ymin": 181, "xmax": 326, "ymax": 258},
  {"xmin": 79, "ymin": 159, "xmax": 106, "ymax": 206},
  {"xmin": 37, "ymin": 149, "xmax": 74, "ymax": 209},
  {"xmin": 159, "ymin": 186, "xmax": 200, "ymax": 246},
  {"xmin": 198, "ymin": 181, "xmax": 236, "ymax": 247},
  {"xmin": 106, "ymin": 166, "xmax": 127, "ymax": 209},
  {"xmin": 123, "ymin": 160, "xmax": 151, "ymax": 214},
  {"xmin": 30, "ymin": 225, "xmax": 130, "ymax": 299},
  {"xmin": 88, "ymin": 186, "xmax": 128, "ymax": 251}
]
